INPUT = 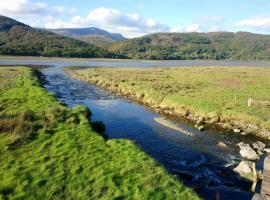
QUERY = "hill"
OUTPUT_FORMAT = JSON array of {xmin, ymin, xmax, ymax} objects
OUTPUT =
[
  {"xmin": 0, "ymin": 15, "xmax": 117, "ymax": 58},
  {"xmin": 108, "ymin": 32, "xmax": 270, "ymax": 60},
  {"xmin": 47, "ymin": 27, "xmax": 125, "ymax": 46}
]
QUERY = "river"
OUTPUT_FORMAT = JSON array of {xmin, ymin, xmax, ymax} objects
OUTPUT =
[{"xmin": 1, "ymin": 57, "xmax": 269, "ymax": 199}]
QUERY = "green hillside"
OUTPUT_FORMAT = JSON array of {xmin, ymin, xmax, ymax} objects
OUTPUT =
[
  {"xmin": 0, "ymin": 15, "xmax": 117, "ymax": 58},
  {"xmin": 108, "ymin": 32, "xmax": 270, "ymax": 60}
]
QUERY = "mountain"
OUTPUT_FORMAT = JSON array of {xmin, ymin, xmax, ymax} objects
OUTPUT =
[
  {"xmin": 0, "ymin": 15, "xmax": 118, "ymax": 58},
  {"xmin": 108, "ymin": 32, "xmax": 270, "ymax": 60},
  {"xmin": 47, "ymin": 27, "xmax": 125, "ymax": 46}
]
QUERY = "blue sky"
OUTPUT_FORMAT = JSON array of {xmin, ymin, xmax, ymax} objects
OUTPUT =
[{"xmin": 1, "ymin": 0, "xmax": 270, "ymax": 37}]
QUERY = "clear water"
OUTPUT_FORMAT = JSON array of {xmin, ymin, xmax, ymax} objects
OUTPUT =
[{"xmin": 2, "ymin": 58, "xmax": 268, "ymax": 199}]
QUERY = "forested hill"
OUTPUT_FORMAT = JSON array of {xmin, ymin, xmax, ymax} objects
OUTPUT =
[
  {"xmin": 108, "ymin": 32, "xmax": 270, "ymax": 60},
  {"xmin": 0, "ymin": 15, "xmax": 118, "ymax": 58},
  {"xmin": 44, "ymin": 27, "xmax": 125, "ymax": 47}
]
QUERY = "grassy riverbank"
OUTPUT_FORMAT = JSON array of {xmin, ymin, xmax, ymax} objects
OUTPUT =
[
  {"xmin": 0, "ymin": 67, "xmax": 199, "ymax": 199},
  {"xmin": 67, "ymin": 67, "xmax": 270, "ymax": 139}
]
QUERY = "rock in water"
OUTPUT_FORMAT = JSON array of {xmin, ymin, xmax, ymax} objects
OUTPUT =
[
  {"xmin": 253, "ymin": 141, "xmax": 266, "ymax": 152},
  {"xmin": 238, "ymin": 142, "xmax": 259, "ymax": 160},
  {"xmin": 197, "ymin": 125, "xmax": 205, "ymax": 131},
  {"xmin": 234, "ymin": 161, "xmax": 253, "ymax": 174},
  {"xmin": 216, "ymin": 142, "xmax": 229, "ymax": 150},
  {"xmin": 252, "ymin": 193, "xmax": 263, "ymax": 200}
]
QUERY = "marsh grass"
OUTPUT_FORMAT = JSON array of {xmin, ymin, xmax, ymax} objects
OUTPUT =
[
  {"xmin": 68, "ymin": 66, "xmax": 270, "ymax": 139},
  {"xmin": 0, "ymin": 67, "xmax": 198, "ymax": 199}
]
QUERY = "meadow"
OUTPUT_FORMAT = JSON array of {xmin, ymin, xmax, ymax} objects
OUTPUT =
[
  {"xmin": 0, "ymin": 67, "xmax": 199, "ymax": 199},
  {"xmin": 68, "ymin": 67, "xmax": 270, "ymax": 139}
]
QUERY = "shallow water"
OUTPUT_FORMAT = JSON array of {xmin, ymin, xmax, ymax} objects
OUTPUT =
[{"xmin": 2, "ymin": 58, "xmax": 269, "ymax": 199}]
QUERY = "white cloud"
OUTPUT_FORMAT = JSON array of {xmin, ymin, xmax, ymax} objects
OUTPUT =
[
  {"xmin": 0, "ymin": 0, "xmax": 76, "ymax": 16},
  {"xmin": 41, "ymin": 7, "xmax": 171, "ymax": 37},
  {"xmin": 236, "ymin": 16, "xmax": 270, "ymax": 30},
  {"xmin": 85, "ymin": 7, "xmax": 170, "ymax": 37},
  {"xmin": 0, "ymin": 0, "xmax": 227, "ymax": 37},
  {"xmin": 186, "ymin": 24, "xmax": 200, "ymax": 32}
]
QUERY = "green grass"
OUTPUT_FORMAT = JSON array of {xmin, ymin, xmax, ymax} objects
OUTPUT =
[
  {"xmin": 0, "ymin": 66, "xmax": 199, "ymax": 199},
  {"xmin": 67, "ymin": 67, "xmax": 270, "ymax": 139}
]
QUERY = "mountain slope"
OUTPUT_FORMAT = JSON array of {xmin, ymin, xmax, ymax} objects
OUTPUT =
[
  {"xmin": 47, "ymin": 27, "xmax": 125, "ymax": 46},
  {"xmin": 0, "ymin": 15, "xmax": 117, "ymax": 58},
  {"xmin": 108, "ymin": 32, "xmax": 270, "ymax": 60}
]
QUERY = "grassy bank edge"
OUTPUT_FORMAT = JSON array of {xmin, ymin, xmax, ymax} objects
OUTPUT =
[
  {"xmin": 66, "ymin": 67, "xmax": 270, "ymax": 140},
  {"xmin": 0, "ymin": 66, "xmax": 199, "ymax": 199}
]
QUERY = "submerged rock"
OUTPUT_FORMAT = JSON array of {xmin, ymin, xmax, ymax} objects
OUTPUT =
[
  {"xmin": 238, "ymin": 142, "xmax": 259, "ymax": 160},
  {"xmin": 216, "ymin": 142, "xmax": 230, "ymax": 150},
  {"xmin": 252, "ymin": 141, "xmax": 266, "ymax": 152},
  {"xmin": 154, "ymin": 117, "xmax": 194, "ymax": 136}
]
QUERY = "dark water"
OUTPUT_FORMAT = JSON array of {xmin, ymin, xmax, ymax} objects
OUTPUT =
[{"xmin": 2, "ymin": 58, "xmax": 268, "ymax": 199}]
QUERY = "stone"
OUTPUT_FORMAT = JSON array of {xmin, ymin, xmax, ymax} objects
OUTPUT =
[
  {"xmin": 234, "ymin": 128, "xmax": 241, "ymax": 133},
  {"xmin": 234, "ymin": 161, "xmax": 253, "ymax": 174},
  {"xmin": 240, "ymin": 131, "xmax": 249, "ymax": 136},
  {"xmin": 265, "ymin": 148, "xmax": 270, "ymax": 153},
  {"xmin": 257, "ymin": 150, "xmax": 264, "ymax": 155},
  {"xmin": 252, "ymin": 193, "xmax": 263, "ymax": 200},
  {"xmin": 209, "ymin": 115, "xmax": 220, "ymax": 124},
  {"xmin": 253, "ymin": 141, "xmax": 266, "ymax": 152},
  {"xmin": 197, "ymin": 116, "xmax": 205, "ymax": 124},
  {"xmin": 197, "ymin": 125, "xmax": 204, "ymax": 131},
  {"xmin": 238, "ymin": 142, "xmax": 259, "ymax": 160},
  {"xmin": 216, "ymin": 142, "xmax": 229, "ymax": 149}
]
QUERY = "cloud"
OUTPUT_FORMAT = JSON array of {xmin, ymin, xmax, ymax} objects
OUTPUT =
[
  {"xmin": 86, "ymin": 7, "xmax": 170, "ymax": 37},
  {"xmin": 0, "ymin": 0, "xmax": 227, "ymax": 37},
  {"xmin": 186, "ymin": 24, "xmax": 200, "ymax": 32},
  {"xmin": 0, "ymin": 0, "xmax": 76, "ymax": 16},
  {"xmin": 42, "ymin": 7, "xmax": 171, "ymax": 37},
  {"xmin": 185, "ymin": 16, "xmax": 225, "ymax": 32},
  {"xmin": 236, "ymin": 16, "xmax": 270, "ymax": 30}
]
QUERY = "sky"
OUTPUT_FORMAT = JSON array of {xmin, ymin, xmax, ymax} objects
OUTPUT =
[{"xmin": 1, "ymin": 0, "xmax": 270, "ymax": 38}]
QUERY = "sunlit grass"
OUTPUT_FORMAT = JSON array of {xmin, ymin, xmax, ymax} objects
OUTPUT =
[
  {"xmin": 68, "ymin": 66, "xmax": 270, "ymax": 139},
  {"xmin": 0, "ymin": 67, "xmax": 198, "ymax": 199}
]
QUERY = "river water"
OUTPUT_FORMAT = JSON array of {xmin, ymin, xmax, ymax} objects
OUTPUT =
[{"xmin": 2, "ymin": 57, "xmax": 270, "ymax": 200}]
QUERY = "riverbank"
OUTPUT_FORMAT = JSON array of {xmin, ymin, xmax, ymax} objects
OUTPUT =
[
  {"xmin": 67, "ymin": 67, "xmax": 270, "ymax": 140},
  {"xmin": 0, "ymin": 66, "xmax": 199, "ymax": 199}
]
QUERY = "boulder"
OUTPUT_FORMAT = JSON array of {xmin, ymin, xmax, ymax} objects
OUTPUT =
[
  {"xmin": 234, "ymin": 161, "xmax": 253, "ymax": 175},
  {"xmin": 238, "ymin": 142, "xmax": 259, "ymax": 160},
  {"xmin": 253, "ymin": 141, "xmax": 266, "ymax": 152}
]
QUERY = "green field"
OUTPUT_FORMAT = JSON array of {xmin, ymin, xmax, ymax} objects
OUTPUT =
[
  {"xmin": 68, "ymin": 67, "xmax": 270, "ymax": 139},
  {"xmin": 0, "ymin": 67, "xmax": 199, "ymax": 199}
]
